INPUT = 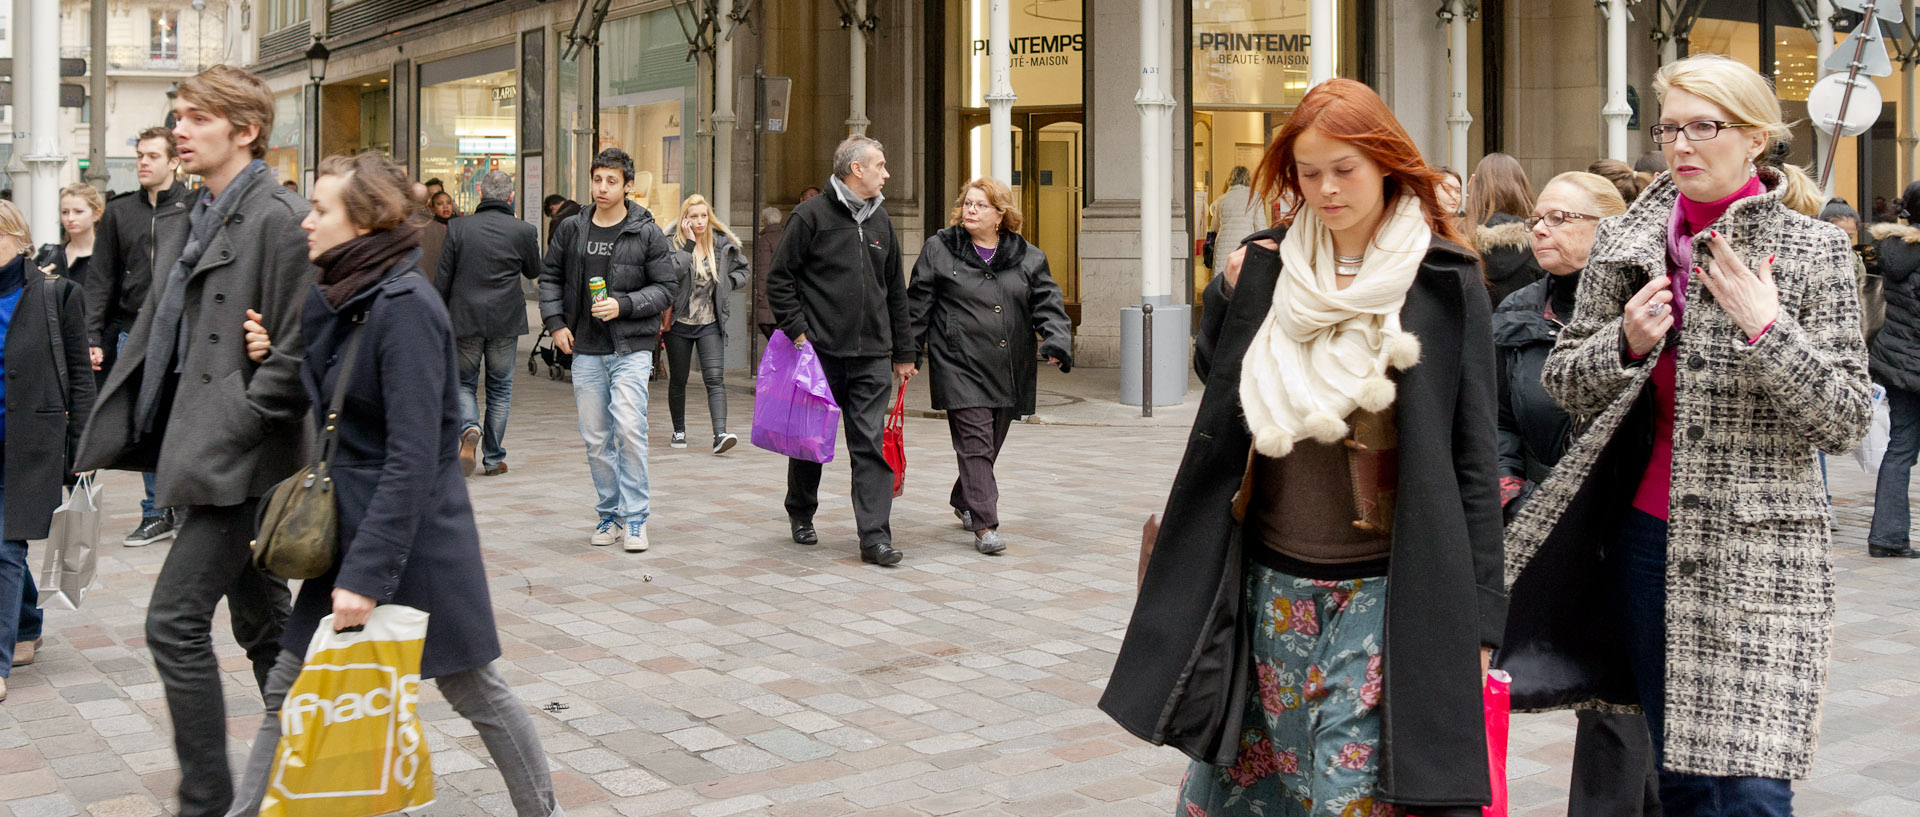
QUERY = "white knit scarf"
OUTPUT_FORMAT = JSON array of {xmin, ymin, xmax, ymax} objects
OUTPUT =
[{"xmin": 1239, "ymin": 194, "xmax": 1430, "ymax": 457}]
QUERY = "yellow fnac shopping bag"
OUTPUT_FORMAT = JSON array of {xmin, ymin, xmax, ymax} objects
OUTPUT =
[{"xmin": 262, "ymin": 605, "xmax": 435, "ymax": 817}]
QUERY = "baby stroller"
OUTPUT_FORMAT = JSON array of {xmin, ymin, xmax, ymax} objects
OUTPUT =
[{"xmin": 528, "ymin": 328, "xmax": 573, "ymax": 380}]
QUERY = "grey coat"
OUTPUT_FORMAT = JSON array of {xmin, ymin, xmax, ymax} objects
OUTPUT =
[
  {"xmin": 667, "ymin": 231, "xmax": 750, "ymax": 335},
  {"xmin": 1503, "ymin": 170, "xmax": 1871, "ymax": 779},
  {"xmin": 436, "ymin": 198, "xmax": 541, "ymax": 338},
  {"xmin": 74, "ymin": 182, "xmax": 317, "ymax": 508}
]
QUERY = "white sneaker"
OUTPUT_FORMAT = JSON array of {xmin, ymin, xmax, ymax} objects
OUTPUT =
[
  {"xmin": 589, "ymin": 517, "xmax": 620, "ymax": 547},
  {"xmin": 625, "ymin": 521, "xmax": 649, "ymax": 553}
]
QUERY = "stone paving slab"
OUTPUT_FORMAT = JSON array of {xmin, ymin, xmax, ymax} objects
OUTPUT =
[{"xmin": 2, "ymin": 337, "xmax": 1916, "ymax": 817}]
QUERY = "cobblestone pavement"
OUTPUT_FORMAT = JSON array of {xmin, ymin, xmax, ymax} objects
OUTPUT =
[{"xmin": 1, "ymin": 354, "xmax": 1916, "ymax": 817}]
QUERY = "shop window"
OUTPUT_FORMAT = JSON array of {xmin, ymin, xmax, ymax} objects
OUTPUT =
[
  {"xmin": 598, "ymin": 9, "xmax": 696, "ymax": 214},
  {"xmin": 421, "ymin": 45, "xmax": 519, "ymax": 215},
  {"xmin": 266, "ymin": 89, "xmax": 303, "ymax": 188},
  {"xmin": 151, "ymin": 11, "xmax": 180, "ymax": 62}
]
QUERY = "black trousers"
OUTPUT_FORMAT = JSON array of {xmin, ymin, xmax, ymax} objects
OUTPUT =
[
  {"xmin": 1570, "ymin": 709, "xmax": 1663, "ymax": 817},
  {"xmin": 665, "ymin": 328, "xmax": 728, "ymax": 435},
  {"xmin": 786, "ymin": 353, "xmax": 894, "ymax": 548},
  {"xmin": 144, "ymin": 499, "xmax": 291, "ymax": 817},
  {"xmin": 947, "ymin": 406, "xmax": 1015, "ymax": 530}
]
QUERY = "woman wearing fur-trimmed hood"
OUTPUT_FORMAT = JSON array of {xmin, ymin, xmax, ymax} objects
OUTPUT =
[{"xmin": 1468, "ymin": 153, "xmax": 1546, "ymax": 306}]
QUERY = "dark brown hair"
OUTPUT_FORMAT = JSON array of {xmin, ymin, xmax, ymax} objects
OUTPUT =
[
  {"xmin": 137, "ymin": 126, "xmax": 178, "ymax": 159},
  {"xmin": 1253, "ymin": 78, "xmax": 1465, "ymax": 246},
  {"xmin": 315, "ymin": 153, "xmax": 419, "ymax": 232},
  {"xmin": 1586, "ymin": 159, "xmax": 1653, "ymax": 204},
  {"xmin": 176, "ymin": 65, "xmax": 276, "ymax": 160}
]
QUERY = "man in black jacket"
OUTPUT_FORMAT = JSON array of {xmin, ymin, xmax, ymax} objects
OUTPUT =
[
  {"xmin": 87, "ymin": 125, "xmax": 191, "ymax": 547},
  {"xmin": 768, "ymin": 135, "xmax": 917, "ymax": 566},
  {"xmin": 438, "ymin": 170, "xmax": 541, "ymax": 477},
  {"xmin": 539, "ymin": 148, "xmax": 680, "ymax": 554}
]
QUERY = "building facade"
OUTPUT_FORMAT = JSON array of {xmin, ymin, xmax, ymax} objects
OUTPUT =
[{"xmin": 242, "ymin": 0, "xmax": 1920, "ymax": 373}]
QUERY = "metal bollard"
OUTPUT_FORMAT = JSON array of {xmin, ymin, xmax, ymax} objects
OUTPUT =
[{"xmin": 1141, "ymin": 303, "xmax": 1154, "ymax": 418}]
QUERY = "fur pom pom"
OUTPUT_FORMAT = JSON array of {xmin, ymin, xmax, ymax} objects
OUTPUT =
[
  {"xmin": 1303, "ymin": 410, "xmax": 1348, "ymax": 443},
  {"xmin": 1384, "ymin": 331, "xmax": 1422, "ymax": 369},
  {"xmin": 1356, "ymin": 376, "xmax": 1397, "ymax": 411},
  {"xmin": 1253, "ymin": 426, "xmax": 1295, "ymax": 458}
]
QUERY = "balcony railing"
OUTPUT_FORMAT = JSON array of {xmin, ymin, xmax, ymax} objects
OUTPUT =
[{"xmin": 60, "ymin": 44, "xmax": 226, "ymax": 73}]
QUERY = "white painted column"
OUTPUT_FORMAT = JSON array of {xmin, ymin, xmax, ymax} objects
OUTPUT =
[
  {"xmin": 1445, "ymin": 1, "xmax": 1472, "ymax": 173},
  {"xmin": 1137, "ymin": 0, "xmax": 1175, "ymax": 301},
  {"xmin": 987, "ymin": 0, "xmax": 1016, "ymax": 184},
  {"xmin": 1902, "ymin": 0, "xmax": 1917, "ymax": 188},
  {"xmin": 713, "ymin": 6, "xmax": 736, "ymax": 224},
  {"xmin": 847, "ymin": 0, "xmax": 870, "ymax": 136},
  {"xmin": 1602, "ymin": 0, "xmax": 1632, "ymax": 161},
  {"xmin": 1309, "ymin": 0, "xmax": 1334, "ymax": 86},
  {"xmin": 7, "ymin": 0, "xmax": 32, "ymax": 218},
  {"xmin": 24, "ymin": 0, "xmax": 62, "ymax": 243},
  {"xmin": 1817, "ymin": 0, "xmax": 1838, "ymax": 195}
]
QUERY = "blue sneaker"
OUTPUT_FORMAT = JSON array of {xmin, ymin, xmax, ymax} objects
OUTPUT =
[
  {"xmin": 625, "ymin": 521, "xmax": 649, "ymax": 553},
  {"xmin": 589, "ymin": 517, "xmax": 620, "ymax": 547}
]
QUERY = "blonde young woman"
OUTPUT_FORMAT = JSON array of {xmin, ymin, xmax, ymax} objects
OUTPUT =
[
  {"xmin": 38, "ymin": 183, "xmax": 105, "ymax": 284},
  {"xmin": 664, "ymin": 194, "xmax": 749, "ymax": 453},
  {"xmin": 1503, "ymin": 54, "xmax": 1869, "ymax": 816}
]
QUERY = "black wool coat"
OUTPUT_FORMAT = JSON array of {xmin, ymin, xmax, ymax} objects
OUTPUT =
[
  {"xmin": 1866, "ymin": 223, "xmax": 1920, "ymax": 394},
  {"xmin": 282, "ymin": 255, "xmax": 500, "ymax": 678},
  {"xmin": 1100, "ymin": 229, "xmax": 1506, "ymax": 813},
  {"xmin": 436, "ymin": 197, "xmax": 541, "ymax": 338},
  {"xmin": 1, "ymin": 265, "xmax": 97, "ymax": 540},
  {"xmin": 907, "ymin": 227, "xmax": 1072, "ymax": 415}
]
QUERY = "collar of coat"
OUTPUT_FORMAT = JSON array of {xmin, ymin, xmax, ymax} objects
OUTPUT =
[
  {"xmin": 474, "ymin": 198, "xmax": 514, "ymax": 216},
  {"xmin": 1474, "ymin": 213, "xmax": 1533, "ymax": 253},
  {"xmin": 938, "ymin": 224, "xmax": 1029, "ymax": 270},
  {"xmin": 1590, "ymin": 167, "xmax": 1792, "ymax": 278}
]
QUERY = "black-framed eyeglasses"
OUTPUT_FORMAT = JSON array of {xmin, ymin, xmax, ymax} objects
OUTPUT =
[
  {"xmin": 1649, "ymin": 120, "xmax": 1759, "ymax": 144},
  {"xmin": 1523, "ymin": 210, "xmax": 1601, "ymax": 231}
]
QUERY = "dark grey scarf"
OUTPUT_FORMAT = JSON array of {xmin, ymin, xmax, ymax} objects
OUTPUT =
[{"xmin": 135, "ymin": 158, "xmax": 272, "ymax": 435}]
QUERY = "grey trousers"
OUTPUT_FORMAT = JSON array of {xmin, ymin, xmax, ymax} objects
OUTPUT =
[{"xmin": 227, "ymin": 649, "xmax": 564, "ymax": 817}]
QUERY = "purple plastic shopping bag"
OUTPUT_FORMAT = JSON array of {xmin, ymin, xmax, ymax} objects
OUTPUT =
[{"xmin": 751, "ymin": 330, "xmax": 842, "ymax": 463}]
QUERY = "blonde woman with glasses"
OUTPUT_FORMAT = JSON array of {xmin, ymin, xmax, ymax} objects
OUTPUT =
[{"xmin": 1503, "ymin": 54, "xmax": 1869, "ymax": 815}]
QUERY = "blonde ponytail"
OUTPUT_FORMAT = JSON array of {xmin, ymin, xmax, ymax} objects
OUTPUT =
[{"xmin": 1773, "ymin": 163, "xmax": 1826, "ymax": 218}]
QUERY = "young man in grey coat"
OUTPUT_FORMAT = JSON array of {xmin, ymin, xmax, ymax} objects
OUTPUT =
[{"xmin": 73, "ymin": 65, "xmax": 314, "ymax": 817}]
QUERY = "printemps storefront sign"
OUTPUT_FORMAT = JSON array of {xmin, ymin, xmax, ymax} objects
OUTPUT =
[
  {"xmin": 965, "ymin": 0, "xmax": 1083, "ymax": 108},
  {"xmin": 1194, "ymin": 0, "xmax": 1314, "ymax": 107}
]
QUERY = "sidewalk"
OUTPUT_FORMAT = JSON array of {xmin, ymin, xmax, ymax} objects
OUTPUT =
[{"xmin": 722, "ymin": 365, "xmax": 1205, "ymax": 429}]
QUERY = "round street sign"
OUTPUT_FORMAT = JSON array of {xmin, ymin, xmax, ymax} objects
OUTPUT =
[{"xmin": 1806, "ymin": 73, "xmax": 1884, "ymax": 138}]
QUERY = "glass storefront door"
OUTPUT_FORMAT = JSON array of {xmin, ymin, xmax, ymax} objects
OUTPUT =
[
  {"xmin": 420, "ymin": 45, "xmax": 519, "ymax": 214},
  {"xmin": 598, "ymin": 8, "xmax": 697, "ymax": 215}
]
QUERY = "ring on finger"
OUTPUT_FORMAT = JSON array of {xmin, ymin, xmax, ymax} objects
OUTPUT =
[{"xmin": 1647, "ymin": 303, "xmax": 1665, "ymax": 317}]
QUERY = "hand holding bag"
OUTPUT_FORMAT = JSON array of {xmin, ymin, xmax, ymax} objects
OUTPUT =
[
  {"xmin": 1855, "ymin": 382, "xmax": 1891, "ymax": 474},
  {"xmin": 883, "ymin": 381, "xmax": 907, "ymax": 497},
  {"xmin": 35, "ymin": 473, "xmax": 101, "ymax": 610},
  {"xmin": 252, "ymin": 323, "xmax": 368, "ymax": 580},
  {"xmin": 750, "ymin": 330, "xmax": 842, "ymax": 463}
]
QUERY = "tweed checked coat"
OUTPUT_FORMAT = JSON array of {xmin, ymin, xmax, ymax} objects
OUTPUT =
[{"xmin": 1501, "ymin": 169, "xmax": 1870, "ymax": 780}]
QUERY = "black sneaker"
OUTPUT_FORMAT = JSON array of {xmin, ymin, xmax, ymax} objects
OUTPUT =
[
  {"xmin": 124, "ymin": 515, "xmax": 176, "ymax": 548},
  {"xmin": 713, "ymin": 432, "xmax": 738, "ymax": 454},
  {"xmin": 670, "ymin": 431, "xmax": 688, "ymax": 449}
]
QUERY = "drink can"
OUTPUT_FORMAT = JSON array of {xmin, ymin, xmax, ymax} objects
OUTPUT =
[{"xmin": 588, "ymin": 277, "xmax": 607, "ymax": 302}]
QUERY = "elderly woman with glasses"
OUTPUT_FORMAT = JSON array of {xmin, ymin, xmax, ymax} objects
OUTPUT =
[
  {"xmin": 907, "ymin": 178, "xmax": 1071, "ymax": 555},
  {"xmin": 1501, "ymin": 55, "xmax": 1869, "ymax": 815}
]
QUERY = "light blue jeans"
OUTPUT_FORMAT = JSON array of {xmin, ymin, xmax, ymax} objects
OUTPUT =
[
  {"xmin": 457, "ymin": 336, "xmax": 519, "ymax": 469},
  {"xmin": 570, "ymin": 351, "xmax": 652, "ymax": 525}
]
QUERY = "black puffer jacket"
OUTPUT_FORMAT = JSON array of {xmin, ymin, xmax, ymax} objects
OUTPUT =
[
  {"xmin": 1476, "ymin": 213, "xmax": 1544, "ymax": 307},
  {"xmin": 539, "ymin": 200, "xmax": 682, "ymax": 354},
  {"xmin": 907, "ymin": 227, "xmax": 1072, "ymax": 415},
  {"xmin": 1867, "ymin": 223, "xmax": 1920, "ymax": 394},
  {"xmin": 1493, "ymin": 272, "xmax": 1580, "ymax": 489}
]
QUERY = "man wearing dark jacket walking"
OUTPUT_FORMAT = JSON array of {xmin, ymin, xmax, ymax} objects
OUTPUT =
[
  {"xmin": 87, "ymin": 126, "xmax": 192, "ymax": 547},
  {"xmin": 438, "ymin": 170, "xmax": 541, "ymax": 477},
  {"xmin": 539, "ymin": 148, "xmax": 680, "ymax": 554},
  {"xmin": 768, "ymin": 135, "xmax": 917, "ymax": 566},
  {"xmin": 72, "ymin": 65, "xmax": 309, "ymax": 817}
]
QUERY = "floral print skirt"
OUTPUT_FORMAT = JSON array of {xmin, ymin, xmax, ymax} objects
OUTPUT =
[{"xmin": 1178, "ymin": 563, "xmax": 1395, "ymax": 817}]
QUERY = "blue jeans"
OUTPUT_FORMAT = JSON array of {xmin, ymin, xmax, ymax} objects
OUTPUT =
[
  {"xmin": 457, "ymin": 336, "xmax": 518, "ymax": 469},
  {"xmin": 570, "ymin": 351, "xmax": 652, "ymax": 524},
  {"xmin": 1869, "ymin": 384, "xmax": 1920, "ymax": 550},
  {"xmin": 0, "ymin": 477, "xmax": 46, "ymax": 678},
  {"xmin": 118, "ymin": 330, "xmax": 161, "ymax": 517},
  {"xmin": 1613, "ymin": 510, "xmax": 1795, "ymax": 816}
]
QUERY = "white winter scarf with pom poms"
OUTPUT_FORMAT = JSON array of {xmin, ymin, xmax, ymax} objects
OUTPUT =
[{"xmin": 1239, "ymin": 193, "xmax": 1429, "ymax": 457}]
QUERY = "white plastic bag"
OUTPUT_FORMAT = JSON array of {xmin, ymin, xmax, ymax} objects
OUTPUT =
[
  {"xmin": 1855, "ymin": 383, "xmax": 1891, "ymax": 474},
  {"xmin": 36, "ymin": 474, "xmax": 101, "ymax": 610}
]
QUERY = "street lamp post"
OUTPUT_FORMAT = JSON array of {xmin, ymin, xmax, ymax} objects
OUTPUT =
[{"xmin": 306, "ymin": 38, "xmax": 330, "ymax": 191}]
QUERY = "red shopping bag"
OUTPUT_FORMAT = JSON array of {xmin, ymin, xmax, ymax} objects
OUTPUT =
[{"xmin": 883, "ymin": 381, "xmax": 907, "ymax": 497}]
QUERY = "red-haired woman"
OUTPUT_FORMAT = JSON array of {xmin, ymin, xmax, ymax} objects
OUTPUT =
[{"xmin": 1099, "ymin": 78, "xmax": 1503, "ymax": 816}]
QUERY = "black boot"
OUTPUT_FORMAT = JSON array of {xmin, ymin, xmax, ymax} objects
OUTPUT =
[
  {"xmin": 1869, "ymin": 543, "xmax": 1920, "ymax": 558},
  {"xmin": 860, "ymin": 542, "xmax": 903, "ymax": 566},
  {"xmin": 790, "ymin": 518, "xmax": 818, "ymax": 546}
]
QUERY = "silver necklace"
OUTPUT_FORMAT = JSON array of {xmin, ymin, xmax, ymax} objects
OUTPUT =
[
  {"xmin": 977, "ymin": 240, "xmax": 999, "ymax": 263},
  {"xmin": 1334, "ymin": 252, "xmax": 1364, "ymax": 276}
]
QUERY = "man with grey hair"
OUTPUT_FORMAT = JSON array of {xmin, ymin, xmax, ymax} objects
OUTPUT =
[
  {"xmin": 768, "ymin": 134, "xmax": 916, "ymax": 566},
  {"xmin": 436, "ymin": 169, "xmax": 542, "ymax": 476}
]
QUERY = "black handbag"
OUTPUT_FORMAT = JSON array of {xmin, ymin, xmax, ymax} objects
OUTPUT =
[{"xmin": 250, "ymin": 318, "xmax": 367, "ymax": 580}]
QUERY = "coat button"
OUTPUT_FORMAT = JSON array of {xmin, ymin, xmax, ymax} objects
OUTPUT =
[
  {"xmin": 999, "ymin": 340, "xmax": 1008, "ymax": 347},
  {"xmin": 1678, "ymin": 560, "xmax": 1699, "ymax": 576},
  {"xmin": 993, "ymin": 305, "xmax": 1003, "ymax": 313},
  {"xmin": 230, "ymin": 213, "xmax": 244, "ymax": 224},
  {"xmin": 1681, "ymin": 494, "xmax": 1701, "ymax": 510},
  {"xmin": 1687, "ymin": 425, "xmax": 1705, "ymax": 441},
  {"xmin": 209, "ymin": 333, "xmax": 219, "ymax": 343},
  {"xmin": 200, "ymin": 374, "xmax": 212, "ymax": 384},
  {"xmin": 213, "ymin": 293, "xmax": 225, "ymax": 303},
  {"xmin": 1687, "ymin": 355, "xmax": 1707, "ymax": 370},
  {"xmin": 985, "ymin": 273, "xmax": 995, "ymax": 279},
  {"xmin": 220, "ymin": 249, "xmax": 230, "ymax": 260}
]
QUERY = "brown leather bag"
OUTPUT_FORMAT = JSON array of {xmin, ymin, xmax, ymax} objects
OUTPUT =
[
  {"xmin": 1139, "ymin": 513, "xmax": 1162, "ymax": 589},
  {"xmin": 251, "ymin": 321, "xmax": 366, "ymax": 580}
]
